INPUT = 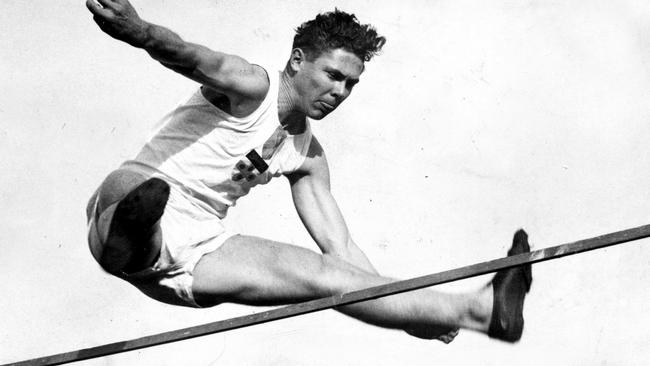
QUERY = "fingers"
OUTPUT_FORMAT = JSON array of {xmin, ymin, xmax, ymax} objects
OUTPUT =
[
  {"xmin": 96, "ymin": 0, "xmax": 115, "ymax": 8},
  {"xmin": 86, "ymin": 0, "xmax": 109, "ymax": 16},
  {"xmin": 87, "ymin": 0, "xmax": 117, "ymax": 31},
  {"xmin": 86, "ymin": 0, "xmax": 118, "ymax": 16},
  {"xmin": 436, "ymin": 328, "xmax": 460, "ymax": 344}
]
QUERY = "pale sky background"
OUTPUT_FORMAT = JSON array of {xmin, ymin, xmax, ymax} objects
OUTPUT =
[{"xmin": 2, "ymin": 0, "xmax": 650, "ymax": 365}]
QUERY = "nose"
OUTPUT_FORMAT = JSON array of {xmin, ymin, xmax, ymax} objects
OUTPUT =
[{"xmin": 330, "ymin": 81, "xmax": 347, "ymax": 101}]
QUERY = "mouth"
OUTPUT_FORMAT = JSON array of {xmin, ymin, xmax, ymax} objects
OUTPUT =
[{"xmin": 318, "ymin": 101, "xmax": 336, "ymax": 112}]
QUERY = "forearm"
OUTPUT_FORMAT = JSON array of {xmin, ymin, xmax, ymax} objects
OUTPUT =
[
  {"xmin": 289, "ymin": 139, "xmax": 379, "ymax": 274},
  {"xmin": 87, "ymin": 0, "xmax": 226, "ymax": 79},
  {"xmin": 139, "ymin": 24, "xmax": 216, "ymax": 72},
  {"xmin": 338, "ymin": 239, "xmax": 379, "ymax": 275},
  {"xmin": 293, "ymin": 183, "xmax": 379, "ymax": 274},
  {"xmin": 139, "ymin": 23, "xmax": 187, "ymax": 61}
]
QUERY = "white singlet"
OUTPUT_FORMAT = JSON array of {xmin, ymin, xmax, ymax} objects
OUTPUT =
[
  {"xmin": 89, "ymin": 66, "xmax": 313, "ymax": 307},
  {"xmin": 122, "ymin": 66, "xmax": 313, "ymax": 218}
]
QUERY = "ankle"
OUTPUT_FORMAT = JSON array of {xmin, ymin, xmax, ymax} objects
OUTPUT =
[{"xmin": 461, "ymin": 285, "xmax": 493, "ymax": 332}]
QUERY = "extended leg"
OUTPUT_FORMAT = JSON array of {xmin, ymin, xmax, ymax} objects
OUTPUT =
[
  {"xmin": 90, "ymin": 175, "xmax": 530, "ymax": 341},
  {"xmin": 192, "ymin": 235, "xmax": 493, "ymax": 334}
]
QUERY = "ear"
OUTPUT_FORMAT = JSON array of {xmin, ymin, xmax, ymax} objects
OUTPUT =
[{"xmin": 289, "ymin": 48, "xmax": 307, "ymax": 72}]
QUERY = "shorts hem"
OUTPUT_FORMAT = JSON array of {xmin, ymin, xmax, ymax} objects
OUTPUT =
[{"xmin": 181, "ymin": 231, "xmax": 237, "ymax": 307}]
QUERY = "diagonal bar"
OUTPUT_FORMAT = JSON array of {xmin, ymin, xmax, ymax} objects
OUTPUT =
[{"xmin": 6, "ymin": 224, "xmax": 650, "ymax": 366}]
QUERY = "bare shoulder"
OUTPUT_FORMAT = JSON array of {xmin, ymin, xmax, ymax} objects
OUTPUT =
[
  {"xmin": 219, "ymin": 55, "xmax": 270, "ymax": 100},
  {"xmin": 198, "ymin": 52, "xmax": 270, "ymax": 101},
  {"xmin": 289, "ymin": 136, "xmax": 330, "ymax": 181},
  {"xmin": 198, "ymin": 54, "xmax": 271, "ymax": 116}
]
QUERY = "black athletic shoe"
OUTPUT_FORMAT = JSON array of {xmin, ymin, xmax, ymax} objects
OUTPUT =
[
  {"xmin": 103, "ymin": 178, "xmax": 170, "ymax": 274},
  {"xmin": 488, "ymin": 229, "xmax": 533, "ymax": 342}
]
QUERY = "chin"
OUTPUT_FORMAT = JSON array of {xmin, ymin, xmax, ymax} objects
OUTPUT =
[{"xmin": 307, "ymin": 110, "xmax": 328, "ymax": 120}]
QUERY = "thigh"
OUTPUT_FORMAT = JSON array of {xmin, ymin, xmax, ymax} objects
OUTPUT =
[{"xmin": 192, "ymin": 234, "xmax": 369, "ymax": 307}]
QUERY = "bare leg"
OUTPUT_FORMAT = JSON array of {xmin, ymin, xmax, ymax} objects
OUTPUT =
[
  {"xmin": 192, "ymin": 235, "xmax": 493, "ymax": 334},
  {"xmin": 89, "ymin": 176, "xmax": 529, "ymax": 341},
  {"xmin": 89, "ymin": 169, "xmax": 167, "ymax": 274},
  {"xmin": 308, "ymin": 236, "xmax": 461, "ymax": 341}
]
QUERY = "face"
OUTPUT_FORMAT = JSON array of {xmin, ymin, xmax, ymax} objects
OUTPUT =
[{"xmin": 291, "ymin": 48, "xmax": 364, "ymax": 119}]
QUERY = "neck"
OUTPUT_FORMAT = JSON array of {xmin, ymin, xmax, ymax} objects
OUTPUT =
[{"xmin": 278, "ymin": 71, "xmax": 306, "ymax": 130}]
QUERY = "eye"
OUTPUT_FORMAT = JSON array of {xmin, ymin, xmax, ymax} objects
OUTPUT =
[
  {"xmin": 346, "ymin": 80, "xmax": 358, "ymax": 90},
  {"xmin": 326, "ymin": 71, "xmax": 346, "ymax": 81}
]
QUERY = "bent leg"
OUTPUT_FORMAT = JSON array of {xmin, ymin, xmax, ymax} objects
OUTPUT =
[
  {"xmin": 192, "ymin": 235, "xmax": 492, "ymax": 333},
  {"xmin": 89, "ymin": 169, "xmax": 167, "ymax": 274}
]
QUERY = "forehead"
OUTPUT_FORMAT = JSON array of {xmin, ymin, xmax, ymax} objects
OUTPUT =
[{"xmin": 311, "ymin": 48, "xmax": 364, "ymax": 77}]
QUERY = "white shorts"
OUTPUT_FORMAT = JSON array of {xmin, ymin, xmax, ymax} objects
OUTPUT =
[{"xmin": 88, "ymin": 178, "xmax": 235, "ymax": 308}]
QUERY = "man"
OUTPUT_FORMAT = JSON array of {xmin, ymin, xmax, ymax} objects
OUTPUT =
[{"xmin": 85, "ymin": 0, "xmax": 532, "ymax": 344}]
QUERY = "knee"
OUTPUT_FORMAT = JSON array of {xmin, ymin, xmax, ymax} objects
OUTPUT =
[
  {"xmin": 86, "ymin": 188, "xmax": 99, "ymax": 221},
  {"xmin": 96, "ymin": 169, "xmax": 147, "ymax": 214}
]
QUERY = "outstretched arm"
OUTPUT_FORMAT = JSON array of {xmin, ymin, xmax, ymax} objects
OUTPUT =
[
  {"xmin": 286, "ymin": 137, "xmax": 378, "ymax": 274},
  {"xmin": 86, "ymin": 0, "xmax": 267, "ymax": 99}
]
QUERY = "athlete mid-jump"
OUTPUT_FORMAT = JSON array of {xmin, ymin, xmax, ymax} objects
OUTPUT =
[{"xmin": 86, "ymin": 0, "xmax": 532, "ymax": 344}]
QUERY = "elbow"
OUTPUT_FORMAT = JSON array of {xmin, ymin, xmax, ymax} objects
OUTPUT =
[{"xmin": 320, "ymin": 237, "xmax": 355, "ymax": 259}]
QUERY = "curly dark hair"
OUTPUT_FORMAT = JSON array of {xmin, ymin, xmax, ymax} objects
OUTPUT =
[{"xmin": 293, "ymin": 9, "xmax": 386, "ymax": 62}]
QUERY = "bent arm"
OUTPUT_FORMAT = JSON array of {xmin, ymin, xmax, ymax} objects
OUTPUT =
[
  {"xmin": 286, "ymin": 137, "xmax": 378, "ymax": 274},
  {"xmin": 86, "ymin": 0, "xmax": 267, "ymax": 98}
]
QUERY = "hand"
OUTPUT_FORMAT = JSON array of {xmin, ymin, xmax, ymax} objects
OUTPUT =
[
  {"xmin": 436, "ymin": 328, "xmax": 460, "ymax": 344},
  {"xmin": 86, "ymin": 0, "xmax": 149, "ymax": 47},
  {"xmin": 405, "ymin": 325, "xmax": 460, "ymax": 344}
]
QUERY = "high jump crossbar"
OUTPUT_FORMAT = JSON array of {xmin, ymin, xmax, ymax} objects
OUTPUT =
[{"xmin": 6, "ymin": 224, "xmax": 650, "ymax": 366}]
